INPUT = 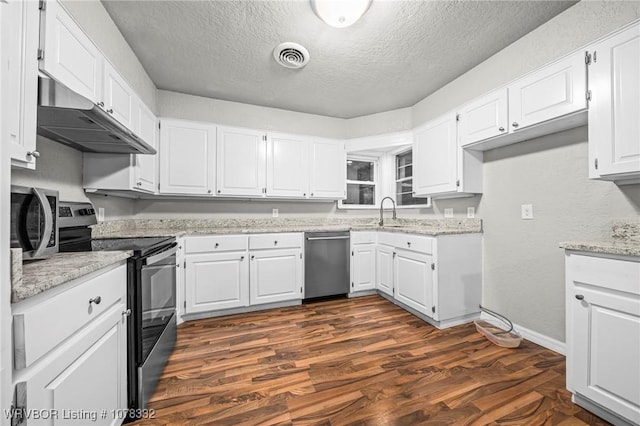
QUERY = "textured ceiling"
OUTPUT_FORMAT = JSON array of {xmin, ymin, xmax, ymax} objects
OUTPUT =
[{"xmin": 101, "ymin": 0, "xmax": 577, "ymax": 119}]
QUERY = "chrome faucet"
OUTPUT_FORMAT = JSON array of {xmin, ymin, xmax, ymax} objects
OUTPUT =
[{"xmin": 379, "ymin": 196, "xmax": 397, "ymax": 227}]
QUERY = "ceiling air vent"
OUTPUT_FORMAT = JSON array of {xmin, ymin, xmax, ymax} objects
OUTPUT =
[{"xmin": 273, "ymin": 42, "xmax": 310, "ymax": 69}]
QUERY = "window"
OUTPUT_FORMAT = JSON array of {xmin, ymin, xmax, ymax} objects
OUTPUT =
[
  {"xmin": 344, "ymin": 157, "xmax": 377, "ymax": 206},
  {"xmin": 395, "ymin": 149, "xmax": 427, "ymax": 206}
]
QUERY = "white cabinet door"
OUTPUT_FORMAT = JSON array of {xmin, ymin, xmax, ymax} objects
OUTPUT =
[
  {"xmin": 103, "ymin": 61, "xmax": 135, "ymax": 130},
  {"xmin": 4, "ymin": 0, "xmax": 39, "ymax": 169},
  {"xmin": 458, "ymin": 88, "xmax": 508, "ymax": 146},
  {"xmin": 23, "ymin": 306, "xmax": 127, "ymax": 426},
  {"xmin": 40, "ymin": 0, "xmax": 103, "ymax": 103},
  {"xmin": 159, "ymin": 119, "xmax": 215, "ymax": 195},
  {"xmin": 508, "ymin": 52, "xmax": 586, "ymax": 131},
  {"xmin": 569, "ymin": 286, "xmax": 640, "ymax": 424},
  {"xmin": 376, "ymin": 245, "xmax": 394, "ymax": 297},
  {"xmin": 133, "ymin": 102, "xmax": 158, "ymax": 193},
  {"xmin": 266, "ymin": 133, "xmax": 309, "ymax": 198},
  {"xmin": 351, "ymin": 244, "xmax": 376, "ymax": 292},
  {"xmin": 394, "ymin": 249, "xmax": 433, "ymax": 316},
  {"xmin": 413, "ymin": 113, "xmax": 458, "ymax": 196},
  {"xmin": 309, "ymin": 138, "xmax": 346, "ymax": 199},
  {"xmin": 216, "ymin": 126, "xmax": 266, "ymax": 196},
  {"xmin": 185, "ymin": 252, "xmax": 249, "ymax": 313},
  {"xmin": 589, "ymin": 23, "xmax": 640, "ymax": 179},
  {"xmin": 249, "ymin": 248, "xmax": 302, "ymax": 305}
]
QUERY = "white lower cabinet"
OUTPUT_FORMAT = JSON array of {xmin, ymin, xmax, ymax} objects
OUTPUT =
[
  {"xmin": 185, "ymin": 251, "xmax": 249, "ymax": 313},
  {"xmin": 375, "ymin": 232, "xmax": 482, "ymax": 327},
  {"xmin": 351, "ymin": 244, "xmax": 376, "ymax": 293},
  {"xmin": 375, "ymin": 245, "xmax": 394, "ymax": 297},
  {"xmin": 565, "ymin": 252, "xmax": 640, "ymax": 426},
  {"xmin": 183, "ymin": 233, "xmax": 304, "ymax": 316},
  {"xmin": 12, "ymin": 263, "xmax": 128, "ymax": 426},
  {"xmin": 394, "ymin": 248, "xmax": 433, "ymax": 315}
]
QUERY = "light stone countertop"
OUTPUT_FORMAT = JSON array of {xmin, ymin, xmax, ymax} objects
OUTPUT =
[
  {"xmin": 90, "ymin": 218, "xmax": 483, "ymax": 239},
  {"xmin": 12, "ymin": 251, "xmax": 132, "ymax": 303},
  {"xmin": 560, "ymin": 220, "xmax": 640, "ymax": 258}
]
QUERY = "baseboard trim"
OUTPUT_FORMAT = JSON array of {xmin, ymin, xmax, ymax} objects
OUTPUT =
[{"xmin": 479, "ymin": 312, "xmax": 566, "ymax": 355}]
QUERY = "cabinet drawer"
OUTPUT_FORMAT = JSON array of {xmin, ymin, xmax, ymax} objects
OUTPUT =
[
  {"xmin": 13, "ymin": 264, "xmax": 126, "ymax": 370},
  {"xmin": 351, "ymin": 232, "xmax": 376, "ymax": 245},
  {"xmin": 249, "ymin": 233, "xmax": 302, "ymax": 250},
  {"xmin": 378, "ymin": 232, "xmax": 433, "ymax": 254},
  {"xmin": 185, "ymin": 235, "xmax": 248, "ymax": 253},
  {"xmin": 567, "ymin": 253, "xmax": 640, "ymax": 296}
]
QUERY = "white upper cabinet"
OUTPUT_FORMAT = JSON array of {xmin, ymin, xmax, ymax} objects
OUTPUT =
[
  {"xmin": 133, "ymin": 102, "xmax": 158, "ymax": 193},
  {"xmin": 266, "ymin": 133, "xmax": 309, "ymax": 198},
  {"xmin": 216, "ymin": 126, "xmax": 266, "ymax": 197},
  {"xmin": 159, "ymin": 119, "xmax": 216, "ymax": 195},
  {"xmin": 508, "ymin": 51, "xmax": 587, "ymax": 131},
  {"xmin": 413, "ymin": 113, "xmax": 458, "ymax": 196},
  {"xmin": 102, "ymin": 61, "xmax": 135, "ymax": 130},
  {"xmin": 4, "ymin": 0, "xmax": 39, "ymax": 169},
  {"xmin": 39, "ymin": 0, "xmax": 104, "ymax": 103},
  {"xmin": 588, "ymin": 22, "xmax": 640, "ymax": 184},
  {"xmin": 458, "ymin": 88, "xmax": 508, "ymax": 147},
  {"xmin": 309, "ymin": 138, "xmax": 346, "ymax": 199}
]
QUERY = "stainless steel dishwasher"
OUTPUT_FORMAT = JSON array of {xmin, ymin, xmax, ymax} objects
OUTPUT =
[{"xmin": 304, "ymin": 231, "xmax": 350, "ymax": 299}]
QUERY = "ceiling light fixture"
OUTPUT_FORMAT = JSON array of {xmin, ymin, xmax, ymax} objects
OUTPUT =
[{"xmin": 311, "ymin": 0, "xmax": 372, "ymax": 28}]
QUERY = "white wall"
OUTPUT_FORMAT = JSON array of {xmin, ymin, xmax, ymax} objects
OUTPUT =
[{"xmin": 158, "ymin": 90, "xmax": 347, "ymax": 139}]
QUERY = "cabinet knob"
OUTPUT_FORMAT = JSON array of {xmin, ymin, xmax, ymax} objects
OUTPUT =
[
  {"xmin": 575, "ymin": 294, "xmax": 585, "ymax": 301},
  {"xmin": 97, "ymin": 101, "xmax": 105, "ymax": 107},
  {"xmin": 407, "ymin": 242, "xmax": 411, "ymax": 247},
  {"xmin": 251, "ymin": 255, "xmax": 255, "ymax": 260},
  {"xmin": 207, "ymin": 189, "xmax": 212, "ymax": 194},
  {"xmin": 240, "ymin": 256, "xmax": 245, "ymax": 261},
  {"xmin": 214, "ymin": 243, "xmax": 219, "ymax": 248},
  {"xmin": 498, "ymin": 126, "xmax": 505, "ymax": 132},
  {"xmin": 89, "ymin": 296, "xmax": 102, "ymax": 305},
  {"xmin": 217, "ymin": 190, "xmax": 221, "ymax": 194},
  {"xmin": 122, "ymin": 308, "xmax": 132, "ymax": 317},
  {"xmin": 512, "ymin": 122, "xmax": 519, "ymax": 128},
  {"xmin": 107, "ymin": 108, "xmax": 114, "ymax": 114},
  {"xmin": 310, "ymin": 193, "xmax": 314, "ymax": 197},
  {"xmin": 303, "ymin": 193, "xmax": 306, "ymax": 197},
  {"xmin": 274, "ymin": 241, "xmax": 278, "ymax": 245},
  {"xmin": 26, "ymin": 151, "xmax": 40, "ymax": 158},
  {"xmin": 137, "ymin": 181, "xmax": 142, "ymax": 186}
]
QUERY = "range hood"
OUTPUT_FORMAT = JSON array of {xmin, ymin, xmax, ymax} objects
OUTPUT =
[{"xmin": 37, "ymin": 76, "xmax": 156, "ymax": 155}]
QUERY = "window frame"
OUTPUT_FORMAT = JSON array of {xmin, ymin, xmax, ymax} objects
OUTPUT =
[
  {"xmin": 390, "ymin": 146, "xmax": 431, "ymax": 209},
  {"xmin": 338, "ymin": 155, "xmax": 381, "ymax": 209}
]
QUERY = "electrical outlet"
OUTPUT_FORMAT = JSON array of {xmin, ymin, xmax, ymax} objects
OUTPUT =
[
  {"xmin": 97, "ymin": 207, "xmax": 105, "ymax": 221},
  {"xmin": 521, "ymin": 204, "xmax": 533, "ymax": 220},
  {"xmin": 467, "ymin": 207, "xmax": 475, "ymax": 218},
  {"xmin": 444, "ymin": 208, "xmax": 454, "ymax": 218},
  {"xmin": 272, "ymin": 208, "xmax": 279, "ymax": 218}
]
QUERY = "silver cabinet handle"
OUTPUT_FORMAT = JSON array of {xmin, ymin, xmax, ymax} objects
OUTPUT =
[
  {"xmin": 26, "ymin": 151, "xmax": 40, "ymax": 158},
  {"xmin": 512, "ymin": 122, "xmax": 519, "ymax": 128},
  {"xmin": 89, "ymin": 296, "xmax": 102, "ymax": 305},
  {"xmin": 575, "ymin": 294, "xmax": 584, "ymax": 300},
  {"xmin": 107, "ymin": 108, "xmax": 114, "ymax": 114},
  {"xmin": 122, "ymin": 308, "xmax": 132, "ymax": 317},
  {"xmin": 498, "ymin": 127, "xmax": 505, "ymax": 132}
]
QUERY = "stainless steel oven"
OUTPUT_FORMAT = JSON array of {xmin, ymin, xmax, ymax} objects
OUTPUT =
[{"xmin": 10, "ymin": 185, "xmax": 59, "ymax": 259}]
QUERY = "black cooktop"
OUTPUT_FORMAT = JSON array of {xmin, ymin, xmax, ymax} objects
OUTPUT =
[{"xmin": 91, "ymin": 237, "xmax": 175, "ymax": 256}]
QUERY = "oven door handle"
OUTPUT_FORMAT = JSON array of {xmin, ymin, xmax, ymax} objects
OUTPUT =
[
  {"xmin": 145, "ymin": 242, "xmax": 178, "ymax": 266},
  {"xmin": 32, "ymin": 188, "xmax": 54, "ymax": 259}
]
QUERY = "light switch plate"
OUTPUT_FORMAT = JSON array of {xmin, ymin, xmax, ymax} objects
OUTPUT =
[
  {"xmin": 467, "ymin": 207, "xmax": 475, "ymax": 218},
  {"xmin": 444, "ymin": 208, "xmax": 454, "ymax": 218},
  {"xmin": 272, "ymin": 208, "xmax": 279, "ymax": 218},
  {"xmin": 521, "ymin": 204, "xmax": 533, "ymax": 220}
]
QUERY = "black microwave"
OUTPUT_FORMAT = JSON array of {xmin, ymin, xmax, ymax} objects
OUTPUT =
[{"xmin": 10, "ymin": 185, "xmax": 59, "ymax": 259}]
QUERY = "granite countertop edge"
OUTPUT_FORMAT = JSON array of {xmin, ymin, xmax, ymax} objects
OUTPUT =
[
  {"xmin": 93, "ymin": 224, "xmax": 483, "ymax": 239},
  {"xmin": 560, "ymin": 240, "xmax": 640, "ymax": 258},
  {"xmin": 12, "ymin": 251, "xmax": 132, "ymax": 303}
]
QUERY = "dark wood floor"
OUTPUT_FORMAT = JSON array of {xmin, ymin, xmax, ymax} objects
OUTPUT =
[{"xmin": 135, "ymin": 295, "xmax": 609, "ymax": 425}]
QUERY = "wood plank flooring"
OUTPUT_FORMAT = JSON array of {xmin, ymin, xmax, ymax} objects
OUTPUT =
[{"xmin": 134, "ymin": 295, "xmax": 609, "ymax": 425}]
